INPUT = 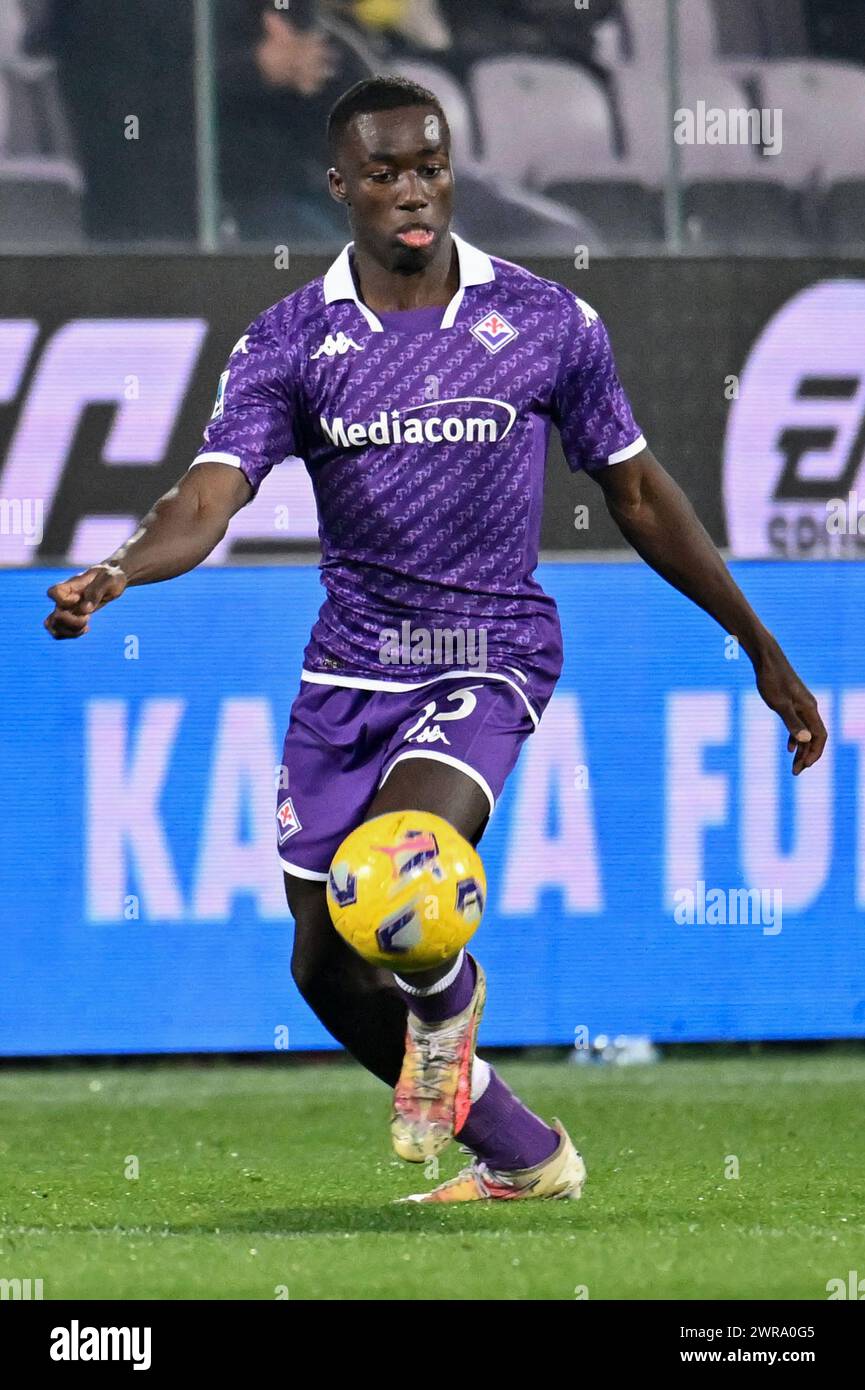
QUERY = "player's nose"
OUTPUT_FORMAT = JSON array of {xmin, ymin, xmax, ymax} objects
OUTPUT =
[{"xmin": 396, "ymin": 174, "xmax": 428, "ymax": 208}]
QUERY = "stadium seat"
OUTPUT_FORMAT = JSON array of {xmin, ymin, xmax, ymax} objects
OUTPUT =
[
  {"xmin": 390, "ymin": 60, "xmax": 476, "ymax": 165},
  {"xmin": 617, "ymin": 0, "xmax": 810, "ymax": 67},
  {"xmin": 470, "ymin": 57, "xmax": 616, "ymax": 190},
  {"xmin": 754, "ymin": 60, "xmax": 865, "ymax": 185},
  {"xmin": 0, "ymin": 161, "xmax": 83, "ymax": 245},
  {"xmin": 0, "ymin": 60, "xmax": 82, "ymax": 246},
  {"xmin": 615, "ymin": 0, "xmax": 714, "ymax": 71},
  {"xmin": 765, "ymin": 61, "xmax": 865, "ymax": 250},
  {"xmin": 614, "ymin": 68, "xmax": 807, "ymax": 252},
  {"xmin": 751, "ymin": 58, "xmax": 865, "ymax": 248},
  {"xmin": 751, "ymin": 0, "xmax": 809, "ymax": 57},
  {"xmin": 681, "ymin": 67, "xmax": 805, "ymax": 250},
  {"xmin": 543, "ymin": 179, "xmax": 664, "ymax": 251},
  {"xmin": 0, "ymin": 0, "xmax": 24, "ymax": 65},
  {"xmin": 822, "ymin": 181, "xmax": 865, "ymax": 251},
  {"xmin": 703, "ymin": 0, "xmax": 763, "ymax": 59},
  {"xmin": 455, "ymin": 163, "xmax": 606, "ymax": 256},
  {"xmin": 468, "ymin": 56, "xmax": 660, "ymax": 249}
]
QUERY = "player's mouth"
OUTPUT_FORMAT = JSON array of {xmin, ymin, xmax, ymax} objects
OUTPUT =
[{"xmin": 395, "ymin": 226, "xmax": 436, "ymax": 249}]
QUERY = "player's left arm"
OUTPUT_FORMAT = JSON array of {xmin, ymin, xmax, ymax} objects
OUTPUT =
[{"xmin": 590, "ymin": 446, "xmax": 827, "ymax": 775}]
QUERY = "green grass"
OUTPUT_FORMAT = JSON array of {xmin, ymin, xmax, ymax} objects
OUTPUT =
[{"xmin": 1, "ymin": 1055, "xmax": 863, "ymax": 1300}]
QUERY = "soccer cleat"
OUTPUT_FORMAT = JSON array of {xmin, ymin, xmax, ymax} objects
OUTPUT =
[
  {"xmin": 391, "ymin": 958, "xmax": 486, "ymax": 1162},
  {"xmin": 396, "ymin": 1120, "xmax": 587, "ymax": 1203}
]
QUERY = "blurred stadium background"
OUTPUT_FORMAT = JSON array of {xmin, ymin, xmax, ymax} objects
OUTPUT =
[
  {"xmin": 2, "ymin": 0, "xmax": 863, "ymax": 1056},
  {"xmin": 0, "ymin": 0, "xmax": 864, "ymax": 1302}
]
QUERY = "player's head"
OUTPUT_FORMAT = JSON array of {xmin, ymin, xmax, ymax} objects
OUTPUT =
[{"xmin": 327, "ymin": 76, "xmax": 453, "ymax": 274}]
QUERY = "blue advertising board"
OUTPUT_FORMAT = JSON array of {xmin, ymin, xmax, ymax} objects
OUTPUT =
[{"xmin": 1, "ymin": 562, "xmax": 861, "ymax": 1053}]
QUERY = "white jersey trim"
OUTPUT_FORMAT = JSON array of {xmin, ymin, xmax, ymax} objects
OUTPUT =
[
  {"xmin": 322, "ymin": 235, "xmax": 495, "ymax": 333},
  {"xmin": 190, "ymin": 450, "xmax": 243, "ymax": 468},
  {"xmin": 606, "ymin": 433, "xmax": 647, "ymax": 465},
  {"xmin": 378, "ymin": 750, "xmax": 496, "ymax": 815},
  {"xmin": 300, "ymin": 666, "xmax": 540, "ymax": 727},
  {"xmin": 280, "ymin": 858, "xmax": 329, "ymax": 881}
]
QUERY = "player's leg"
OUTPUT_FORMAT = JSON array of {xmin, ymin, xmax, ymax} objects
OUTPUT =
[
  {"xmin": 367, "ymin": 696, "xmax": 570, "ymax": 1187},
  {"xmin": 362, "ymin": 758, "xmax": 492, "ymax": 1155},
  {"xmin": 278, "ymin": 682, "xmax": 411, "ymax": 1085},
  {"xmin": 285, "ymin": 874, "xmax": 406, "ymax": 1086},
  {"xmin": 367, "ymin": 754, "xmax": 489, "ymax": 992},
  {"xmin": 283, "ymin": 759, "xmax": 491, "ymax": 1085}
]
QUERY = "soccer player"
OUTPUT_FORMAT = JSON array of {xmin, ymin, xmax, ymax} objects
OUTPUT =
[{"xmin": 45, "ymin": 77, "xmax": 827, "ymax": 1203}]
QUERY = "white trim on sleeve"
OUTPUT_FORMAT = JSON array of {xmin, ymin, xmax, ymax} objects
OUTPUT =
[
  {"xmin": 189, "ymin": 451, "xmax": 243, "ymax": 469},
  {"xmin": 606, "ymin": 433, "xmax": 647, "ymax": 464}
]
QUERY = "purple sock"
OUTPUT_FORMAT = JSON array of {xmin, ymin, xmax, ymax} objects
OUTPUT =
[
  {"xmin": 395, "ymin": 951, "xmax": 476, "ymax": 1025},
  {"xmin": 459, "ymin": 1069, "xmax": 559, "ymax": 1171}
]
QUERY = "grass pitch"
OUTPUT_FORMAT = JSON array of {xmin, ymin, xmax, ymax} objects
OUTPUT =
[{"xmin": 1, "ymin": 1054, "xmax": 862, "ymax": 1301}]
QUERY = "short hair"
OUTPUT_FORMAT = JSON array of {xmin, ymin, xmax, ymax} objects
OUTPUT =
[{"xmin": 327, "ymin": 76, "xmax": 449, "ymax": 162}]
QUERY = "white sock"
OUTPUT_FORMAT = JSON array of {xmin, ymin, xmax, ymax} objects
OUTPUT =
[
  {"xmin": 395, "ymin": 949, "xmax": 464, "ymax": 997},
  {"xmin": 471, "ymin": 1056, "xmax": 491, "ymax": 1102}
]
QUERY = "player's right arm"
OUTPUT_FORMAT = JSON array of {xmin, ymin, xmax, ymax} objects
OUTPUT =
[
  {"xmin": 43, "ymin": 463, "xmax": 252, "ymax": 639},
  {"xmin": 44, "ymin": 313, "xmax": 296, "ymax": 640}
]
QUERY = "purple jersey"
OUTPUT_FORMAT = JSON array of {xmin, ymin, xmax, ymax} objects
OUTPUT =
[{"xmin": 193, "ymin": 236, "xmax": 645, "ymax": 717}]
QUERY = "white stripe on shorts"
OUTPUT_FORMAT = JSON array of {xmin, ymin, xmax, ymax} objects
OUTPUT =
[
  {"xmin": 378, "ymin": 750, "xmax": 496, "ymax": 816},
  {"xmin": 280, "ymin": 858, "xmax": 329, "ymax": 881},
  {"xmin": 301, "ymin": 667, "xmax": 539, "ymax": 727}
]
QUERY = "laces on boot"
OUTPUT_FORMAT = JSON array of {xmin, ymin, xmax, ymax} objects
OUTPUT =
[{"xmin": 405, "ymin": 1019, "xmax": 465, "ymax": 1102}]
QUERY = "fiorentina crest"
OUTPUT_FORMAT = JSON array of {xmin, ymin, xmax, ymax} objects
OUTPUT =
[
  {"xmin": 470, "ymin": 310, "xmax": 519, "ymax": 355},
  {"xmin": 276, "ymin": 796, "xmax": 302, "ymax": 844}
]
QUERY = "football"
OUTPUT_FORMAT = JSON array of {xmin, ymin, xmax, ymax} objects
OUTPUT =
[{"xmin": 326, "ymin": 810, "xmax": 486, "ymax": 971}]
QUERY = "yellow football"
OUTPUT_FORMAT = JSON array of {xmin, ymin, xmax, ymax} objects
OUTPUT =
[{"xmin": 326, "ymin": 810, "xmax": 486, "ymax": 971}]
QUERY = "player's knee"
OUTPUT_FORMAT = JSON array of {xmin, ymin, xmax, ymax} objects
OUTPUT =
[
  {"xmin": 284, "ymin": 875, "xmax": 340, "ymax": 999},
  {"xmin": 290, "ymin": 924, "xmax": 341, "ymax": 998},
  {"xmin": 289, "ymin": 943, "xmax": 320, "ymax": 999}
]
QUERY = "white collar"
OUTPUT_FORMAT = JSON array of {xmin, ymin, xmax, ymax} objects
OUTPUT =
[{"xmin": 322, "ymin": 233, "xmax": 495, "ymax": 332}]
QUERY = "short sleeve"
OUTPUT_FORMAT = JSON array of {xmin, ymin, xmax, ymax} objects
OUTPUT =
[
  {"xmin": 192, "ymin": 315, "xmax": 297, "ymax": 493},
  {"xmin": 551, "ymin": 292, "xmax": 646, "ymax": 473}
]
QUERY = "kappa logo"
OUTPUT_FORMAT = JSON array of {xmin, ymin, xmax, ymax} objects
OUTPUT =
[
  {"xmin": 210, "ymin": 369, "xmax": 229, "ymax": 420},
  {"xmin": 276, "ymin": 796, "xmax": 302, "ymax": 843},
  {"xmin": 574, "ymin": 296, "xmax": 599, "ymax": 327},
  {"xmin": 409, "ymin": 724, "xmax": 451, "ymax": 746},
  {"xmin": 470, "ymin": 310, "xmax": 519, "ymax": 355},
  {"xmin": 403, "ymin": 684, "xmax": 482, "ymax": 748},
  {"xmin": 310, "ymin": 332, "xmax": 364, "ymax": 360}
]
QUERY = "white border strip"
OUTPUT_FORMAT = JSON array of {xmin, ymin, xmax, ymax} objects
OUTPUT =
[
  {"xmin": 280, "ymin": 859, "xmax": 329, "ymax": 881},
  {"xmin": 606, "ymin": 433, "xmax": 647, "ymax": 465},
  {"xmin": 378, "ymin": 750, "xmax": 495, "ymax": 815},
  {"xmin": 189, "ymin": 451, "xmax": 243, "ymax": 468},
  {"xmin": 301, "ymin": 667, "xmax": 539, "ymax": 727}
]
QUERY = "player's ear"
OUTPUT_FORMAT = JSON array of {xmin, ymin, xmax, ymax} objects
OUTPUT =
[{"xmin": 328, "ymin": 167, "xmax": 349, "ymax": 205}]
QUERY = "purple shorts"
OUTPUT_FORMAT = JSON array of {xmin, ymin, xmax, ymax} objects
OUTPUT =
[{"xmin": 276, "ymin": 674, "xmax": 537, "ymax": 880}]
